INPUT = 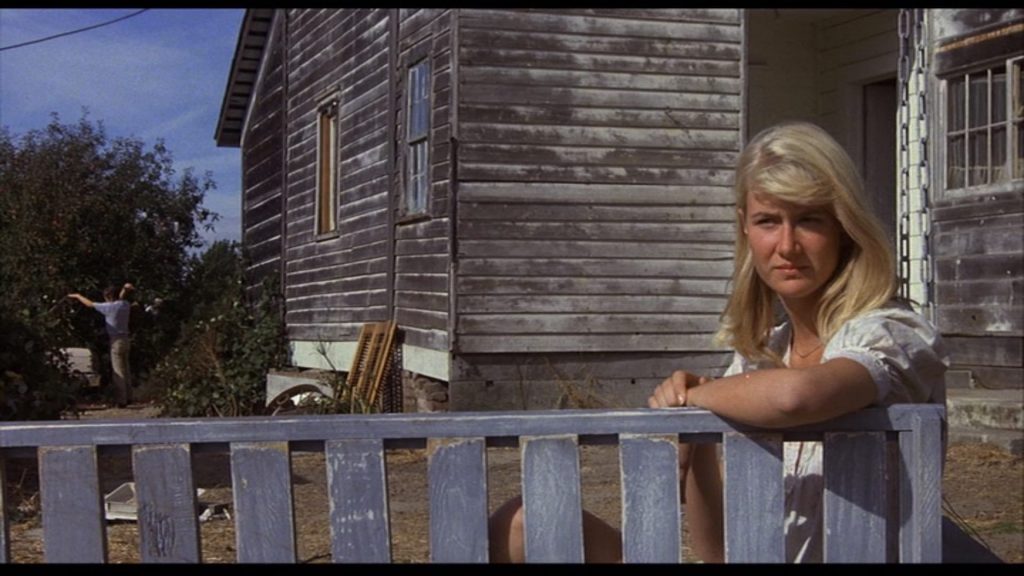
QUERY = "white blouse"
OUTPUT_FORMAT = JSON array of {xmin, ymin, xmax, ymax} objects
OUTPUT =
[{"xmin": 720, "ymin": 303, "xmax": 949, "ymax": 563}]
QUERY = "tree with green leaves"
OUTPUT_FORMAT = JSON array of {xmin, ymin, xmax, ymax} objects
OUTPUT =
[{"xmin": 0, "ymin": 112, "xmax": 218, "ymax": 417}]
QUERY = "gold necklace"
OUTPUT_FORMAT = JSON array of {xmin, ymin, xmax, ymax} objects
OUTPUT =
[{"xmin": 791, "ymin": 338, "xmax": 823, "ymax": 359}]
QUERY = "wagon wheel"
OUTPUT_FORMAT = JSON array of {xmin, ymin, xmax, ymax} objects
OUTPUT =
[{"xmin": 268, "ymin": 383, "xmax": 330, "ymax": 416}]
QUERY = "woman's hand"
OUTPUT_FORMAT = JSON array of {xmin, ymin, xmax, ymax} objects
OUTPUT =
[{"xmin": 647, "ymin": 370, "xmax": 709, "ymax": 408}]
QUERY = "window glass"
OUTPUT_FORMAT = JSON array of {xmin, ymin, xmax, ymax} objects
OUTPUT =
[
  {"xmin": 992, "ymin": 67, "xmax": 1006, "ymax": 123},
  {"xmin": 405, "ymin": 59, "xmax": 430, "ymax": 215},
  {"xmin": 945, "ymin": 59, "xmax": 1020, "ymax": 192},
  {"xmin": 969, "ymin": 74, "xmax": 988, "ymax": 128},
  {"xmin": 947, "ymin": 134, "xmax": 965, "ymax": 189},
  {"xmin": 948, "ymin": 77, "xmax": 965, "ymax": 132},
  {"xmin": 969, "ymin": 130, "xmax": 988, "ymax": 186},
  {"xmin": 992, "ymin": 126, "xmax": 1007, "ymax": 183}
]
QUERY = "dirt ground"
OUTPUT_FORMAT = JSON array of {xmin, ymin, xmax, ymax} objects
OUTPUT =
[{"xmin": 4, "ymin": 402, "xmax": 1022, "ymax": 563}]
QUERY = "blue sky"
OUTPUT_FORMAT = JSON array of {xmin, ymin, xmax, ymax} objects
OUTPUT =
[{"xmin": 0, "ymin": 8, "xmax": 245, "ymax": 247}]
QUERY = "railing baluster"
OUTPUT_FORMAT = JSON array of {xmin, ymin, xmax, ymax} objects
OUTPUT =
[
  {"xmin": 428, "ymin": 437, "xmax": 488, "ymax": 563},
  {"xmin": 39, "ymin": 446, "xmax": 106, "ymax": 563},
  {"xmin": 619, "ymin": 434, "xmax": 681, "ymax": 563},
  {"xmin": 522, "ymin": 435, "xmax": 583, "ymax": 563},
  {"xmin": 823, "ymin": 432, "xmax": 887, "ymax": 562},
  {"xmin": 230, "ymin": 441, "xmax": 295, "ymax": 563},
  {"xmin": 0, "ymin": 454, "xmax": 9, "ymax": 563},
  {"xmin": 325, "ymin": 438, "xmax": 391, "ymax": 563},
  {"xmin": 899, "ymin": 410, "xmax": 943, "ymax": 563},
  {"xmin": 132, "ymin": 444, "xmax": 201, "ymax": 563},
  {"xmin": 723, "ymin": 433, "xmax": 784, "ymax": 563}
]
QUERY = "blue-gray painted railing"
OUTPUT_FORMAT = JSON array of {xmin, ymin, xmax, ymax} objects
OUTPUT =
[{"xmin": 0, "ymin": 404, "xmax": 944, "ymax": 563}]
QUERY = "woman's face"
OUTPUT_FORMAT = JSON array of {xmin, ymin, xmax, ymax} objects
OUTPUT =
[{"xmin": 742, "ymin": 191, "xmax": 844, "ymax": 307}]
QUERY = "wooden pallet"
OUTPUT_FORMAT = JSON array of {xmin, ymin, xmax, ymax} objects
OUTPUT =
[{"xmin": 347, "ymin": 321, "xmax": 398, "ymax": 408}]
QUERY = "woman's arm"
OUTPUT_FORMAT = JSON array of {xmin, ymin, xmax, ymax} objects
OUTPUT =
[{"xmin": 651, "ymin": 358, "xmax": 877, "ymax": 429}]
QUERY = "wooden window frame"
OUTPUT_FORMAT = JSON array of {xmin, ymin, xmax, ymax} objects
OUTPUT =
[
  {"xmin": 315, "ymin": 94, "xmax": 340, "ymax": 238},
  {"xmin": 400, "ymin": 46, "xmax": 432, "ymax": 222},
  {"xmin": 940, "ymin": 55, "xmax": 1023, "ymax": 197}
]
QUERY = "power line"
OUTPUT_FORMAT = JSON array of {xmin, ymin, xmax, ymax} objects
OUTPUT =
[{"xmin": 0, "ymin": 9, "xmax": 149, "ymax": 53}]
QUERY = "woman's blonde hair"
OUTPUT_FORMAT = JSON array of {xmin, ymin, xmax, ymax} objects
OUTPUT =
[{"xmin": 715, "ymin": 121, "xmax": 897, "ymax": 364}]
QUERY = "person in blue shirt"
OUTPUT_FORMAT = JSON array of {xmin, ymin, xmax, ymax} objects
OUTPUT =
[{"xmin": 67, "ymin": 282, "xmax": 135, "ymax": 407}]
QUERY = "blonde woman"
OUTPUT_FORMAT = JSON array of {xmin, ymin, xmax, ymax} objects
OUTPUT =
[
  {"xmin": 489, "ymin": 121, "xmax": 948, "ymax": 563},
  {"xmin": 649, "ymin": 120, "xmax": 948, "ymax": 562}
]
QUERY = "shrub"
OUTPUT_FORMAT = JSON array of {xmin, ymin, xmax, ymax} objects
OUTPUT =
[
  {"xmin": 0, "ymin": 304, "xmax": 77, "ymax": 420},
  {"xmin": 152, "ymin": 274, "xmax": 286, "ymax": 418}
]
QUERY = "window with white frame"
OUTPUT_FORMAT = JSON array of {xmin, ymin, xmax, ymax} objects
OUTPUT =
[
  {"xmin": 944, "ymin": 56, "xmax": 1023, "ymax": 191},
  {"xmin": 405, "ymin": 59, "xmax": 431, "ymax": 216},
  {"xmin": 316, "ymin": 96, "xmax": 339, "ymax": 236}
]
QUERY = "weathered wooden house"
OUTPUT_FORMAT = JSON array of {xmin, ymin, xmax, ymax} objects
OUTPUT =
[{"xmin": 214, "ymin": 9, "xmax": 1022, "ymax": 412}]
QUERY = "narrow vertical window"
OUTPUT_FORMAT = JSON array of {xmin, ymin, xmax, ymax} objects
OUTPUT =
[
  {"xmin": 405, "ymin": 59, "xmax": 430, "ymax": 216},
  {"xmin": 1014, "ymin": 58, "xmax": 1023, "ymax": 179},
  {"xmin": 317, "ymin": 97, "xmax": 339, "ymax": 235}
]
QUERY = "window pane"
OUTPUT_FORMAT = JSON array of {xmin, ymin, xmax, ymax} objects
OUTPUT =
[
  {"xmin": 408, "ymin": 61, "xmax": 430, "ymax": 140},
  {"xmin": 948, "ymin": 77, "xmax": 965, "ymax": 131},
  {"xmin": 991, "ymin": 126, "xmax": 1007, "ymax": 183},
  {"xmin": 407, "ymin": 140, "xmax": 428, "ymax": 214},
  {"xmin": 969, "ymin": 74, "xmax": 988, "ymax": 128},
  {"xmin": 992, "ymin": 67, "xmax": 1006, "ymax": 123},
  {"xmin": 405, "ymin": 59, "xmax": 431, "ymax": 214},
  {"xmin": 1017, "ymin": 62, "xmax": 1024, "ymax": 120},
  {"xmin": 947, "ymin": 134, "xmax": 965, "ymax": 189},
  {"xmin": 969, "ymin": 129, "xmax": 988, "ymax": 186},
  {"xmin": 1017, "ymin": 120, "xmax": 1024, "ymax": 178}
]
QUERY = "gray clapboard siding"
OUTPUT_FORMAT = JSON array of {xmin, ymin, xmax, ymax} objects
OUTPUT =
[
  {"xmin": 132, "ymin": 444, "xmax": 201, "ymax": 563},
  {"xmin": 461, "ymin": 124, "xmax": 740, "ymax": 149},
  {"xmin": 459, "ymin": 182, "xmax": 735, "ymax": 205},
  {"xmin": 460, "ymin": 110, "xmax": 740, "ymax": 135},
  {"xmin": 723, "ymin": 433, "xmax": 785, "ymax": 563},
  {"xmin": 325, "ymin": 438, "xmax": 391, "ymax": 563},
  {"xmin": 460, "ymin": 221, "xmax": 735, "ymax": 242},
  {"xmin": 463, "ymin": 84, "xmax": 739, "ymax": 110},
  {"xmin": 283, "ymin": 8, "xmax": 394, "ymax": 341},
  {"xmin": 460, "ymin": 27, "xmax": 741, "ymax": 61},
  {"xmin": 521, "ymin": 435, "xmax": 584, "ymax": 562},
  {"xmin": 459, "ymin": 201, "xmax": 737, "ymax": 222},
  {"xmin": 39, "ymin": 446, "xmax": 106, "ymax": 563},
  {"xmin": 460, "ymin": 67, "xmax": 741, "ymax": 94},
  {"xmin": 458, "ymin": 258, "xmax": 735, "ymax": 279},
  {"xmin": 458, "ymin": 334, "xmax": 720, "ymax": 354},
  {"xmin": 619, "ymin": 434, "xmax": 681, "ymax": 563},
  {"xmin": 823, "ymin": 432, "xmax": 888, "ymax": 563},
  {"xmin": 459, "ymin": 240, "xmax": 732, "ymax": 260},
  {"xmin": 230, "ymin": 442, "xmax": 296, "ymax": 563},
  {"xmin": 461, "ymin": 9, "xmax": 741, "ymax": 43},
  {"xmin": 535, "ymin": 8, "xmax": 742, "ymax": 25},
  {"xmin": 458, "ymin": 164, "xmax": 736, "ymax": 186},
  {"xmin": 428, "ymin": 438, "xmax": 489, "ymax": 562},
  {"xmin": 457, "ymin": 277, "xmax": 731, "ymax": 297},
  {"xmin": 458, "ymin": 313, "xmax": 721, "ymax": 334},
  {"xmin": 392, "ymin": 9, "xmax": 454, "ymax": 355},
  {"xmin": 458, "ymin": 295, "xmax": 726, "ymax": 314},
  {"xmin": 460, "ymin": 50, "xmax": 740, "ymax": 78}
]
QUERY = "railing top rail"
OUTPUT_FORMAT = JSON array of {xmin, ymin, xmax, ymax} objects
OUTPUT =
[{"xmin": 0, "ymin": 404, "xmax": 944, "ymax": 449}]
